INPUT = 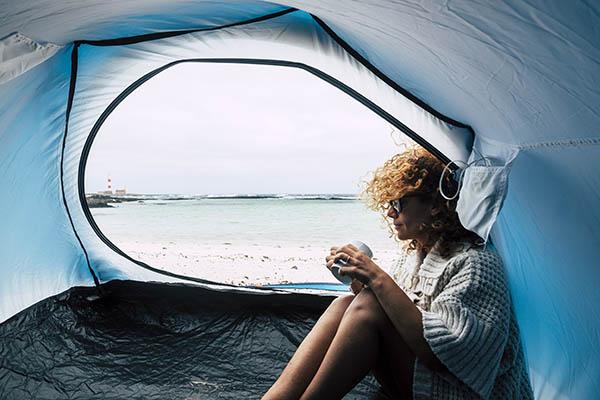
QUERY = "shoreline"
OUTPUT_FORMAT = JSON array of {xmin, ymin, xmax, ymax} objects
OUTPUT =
[
  {"xmin": 85, "ymin": 193, "xmax": 359, "ymax": 208},
  {"xmin": 117, "ymin": 241, "xmax": 399, "ymax": 286},
  {"xmin": 86, "ymin": 194, "xmax": 140, "ymax": 208}
]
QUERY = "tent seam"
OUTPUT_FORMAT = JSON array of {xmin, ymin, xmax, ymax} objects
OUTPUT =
[
  {"xmin": 59, "ymin": 43, "xmax": 100, "ymax": 287},
  {"xmin": 516, "ymin": 137, "xmax": 600, "ymax": 150},
  {"xmin": 478, "ymin": 135, "xmax": 600, "ymax": 150}
]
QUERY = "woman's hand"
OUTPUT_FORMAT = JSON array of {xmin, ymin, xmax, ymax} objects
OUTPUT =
[
  {"xmin": 325, "ymin": 243, "xmax": 384, "ymax": 288},
  {"xmin": 349, "ymin": 279, "xmax": 365, "ymax": 295}
]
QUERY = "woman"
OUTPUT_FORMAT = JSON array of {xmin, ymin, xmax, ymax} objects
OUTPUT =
[{"xmin": 263, "ymin": 146, "xmax": 533, "ymax": 399}]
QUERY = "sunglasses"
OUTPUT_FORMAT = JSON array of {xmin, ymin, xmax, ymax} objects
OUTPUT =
[{"xmin": 388, "ymin": 193, "xmax": 424, "ymax": 214}]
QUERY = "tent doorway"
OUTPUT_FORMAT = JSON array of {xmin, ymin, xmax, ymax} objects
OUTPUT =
[{"xmin": 84, "ymin": 61, "xmax": 409, "ymax": 286}]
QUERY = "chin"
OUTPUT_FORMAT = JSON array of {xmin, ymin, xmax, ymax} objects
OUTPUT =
[
  {"xmin": 395, "ymin": 231, "xmax": 416, "ymax": 242},
  {"xmin": 396, "ymin": 232, "xmax": 409, "ymax": 241}
]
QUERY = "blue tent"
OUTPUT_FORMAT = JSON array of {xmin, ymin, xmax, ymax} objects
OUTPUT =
[{"xmin": 1, "ymin": 1, "xmax": 599, "ymax": 398}]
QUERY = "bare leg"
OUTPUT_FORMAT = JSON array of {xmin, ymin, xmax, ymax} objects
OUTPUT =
[
  {"xmin": 300, "ymin": 289, "xmax": 415, "ymax": 400},
  {"xmin": 263, "ymin": 295, "xmax": 355, "ymax": 400}
]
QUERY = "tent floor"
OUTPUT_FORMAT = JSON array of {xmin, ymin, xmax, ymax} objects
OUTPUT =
[{"xmin": 0, "ymin": 280, "xmax": 390, "ymax": 399}]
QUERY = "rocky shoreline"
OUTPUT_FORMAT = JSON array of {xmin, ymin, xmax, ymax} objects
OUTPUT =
[
  {"xmin": 85, "ymin": 193, "xmax": 358, "ymax": 208},
  {"xmin": 86, "ymin": 194, "xmax": 140, "ymax": 208}
]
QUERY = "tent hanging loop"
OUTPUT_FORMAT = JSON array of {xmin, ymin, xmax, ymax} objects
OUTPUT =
[{"xmin": 439, "ymin": 157, "xmax": 491, "ymax": 201}]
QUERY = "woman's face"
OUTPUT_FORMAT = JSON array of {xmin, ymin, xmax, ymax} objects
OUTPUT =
[{"xmin": 387, "ymin": 194, "xmax": 434, "ymax": 243}]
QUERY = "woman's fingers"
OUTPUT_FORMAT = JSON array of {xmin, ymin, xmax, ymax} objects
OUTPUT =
[
  {"xmin": 327, "ymin": 244, "xmax": 367, "ymax": 271},
  {"xmin": 347, "ymin": 243, "xmax": 359, "ymax": 252},
  {"xmin": 331, "ymin": 244, "xmax": 362, "ymax": 258},
  {"xmin": 339, "ymin": 244, "xmax": 356, "ymax": 255},
  {"xmin": 326, "ymin": 244, "xmax": 380, "ymax": 285},
  {"xmin": 340, "ymin": 257, "xmax": 381, "ymax": 285},
  {"xmin": 336, "ymin": 244, "xmax": 368, "ymax": 262},
  {"xmin": 325, "ymin": 254, "xmax": 335, "ymax": 269},
  {"xmin": 325, "ymin": 251, "xmax": 349, "ymax": 269}
]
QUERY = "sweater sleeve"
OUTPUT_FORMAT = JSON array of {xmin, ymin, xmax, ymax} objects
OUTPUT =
[{"xmin": 420, "ymin": 249, "xmax": 511, "ymax": 399}]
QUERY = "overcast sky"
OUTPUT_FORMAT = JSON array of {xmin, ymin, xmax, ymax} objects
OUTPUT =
[{"xmin": 85, "ymin": 62, "xmax": 412, "ymax": 195}]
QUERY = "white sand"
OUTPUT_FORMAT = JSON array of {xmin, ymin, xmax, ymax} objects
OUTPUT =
[{"xmin": 118, "ymin": 240, "xmax": 400, "ymax": 287}]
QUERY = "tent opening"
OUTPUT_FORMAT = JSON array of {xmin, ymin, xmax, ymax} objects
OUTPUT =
[{"xmin": 84, "ymin": 61, "xmax": 413, "ymax": 286}]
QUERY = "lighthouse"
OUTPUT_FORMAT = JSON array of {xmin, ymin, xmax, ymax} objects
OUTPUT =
[
  {"xmin": 99, "ymin": 175, "xmax": 125, "ymax": 195},
  {"xmin": 99, "ymin": 176, "xmax": 113, "ymax": 195}
]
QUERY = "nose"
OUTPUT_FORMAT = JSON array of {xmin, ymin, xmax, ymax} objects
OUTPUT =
[{"xmin": 387, "ymin": 206, "xmax": 398, "ymax": 219}]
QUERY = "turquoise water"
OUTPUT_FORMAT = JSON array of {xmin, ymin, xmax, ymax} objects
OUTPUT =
[{"xmin": 91, "ymin": 197, "xmax": 399, "ymax": 251}]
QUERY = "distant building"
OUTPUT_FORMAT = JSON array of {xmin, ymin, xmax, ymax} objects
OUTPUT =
[
  {"xmin": 98, "ymin": 190, "xmax": 113, "ymax": 195},
  {"xmin": 115, "ymin": 189, "xmax": 127, "ymax": 195}
]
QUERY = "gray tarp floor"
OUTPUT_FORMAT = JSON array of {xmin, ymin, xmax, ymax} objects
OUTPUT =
[{"xmin": 0, "ymin": 280, "xmax": 389, "ymax": 399}]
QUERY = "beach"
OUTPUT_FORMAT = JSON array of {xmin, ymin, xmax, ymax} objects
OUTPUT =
[
  {"xmin": 119, "ymin": 240, "xmax": 399, "ymax": 286},
  {"xmin": 90, "ymin": 196, "xmax": 402, "ymax": 287}
]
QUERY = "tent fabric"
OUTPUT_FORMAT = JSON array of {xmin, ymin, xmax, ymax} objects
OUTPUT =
[
  {"xmin": 0, "ymin": 280, "xmax": 387, "ymax": 399},
  {"xmin": 0, "ymin": 1, "xmax": 599, "ymax": 399},
  {"xmin": 0, "ymin": 33, "xmax": 62, "ymax": 84}
]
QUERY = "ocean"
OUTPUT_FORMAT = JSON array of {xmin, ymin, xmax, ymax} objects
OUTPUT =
[
  {"xmin": 91, "ymin": 195, "xmax": 399, "ymax": 248},
  {"xmin": 90, "ymin": 195, "xmax": 402, "ymax": 285}
]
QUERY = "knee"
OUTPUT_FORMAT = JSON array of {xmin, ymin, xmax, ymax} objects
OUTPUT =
[
  {"xmin": 328, "ymin": 294, "xmax": 355, "ymax": 313},
  {"xmin": 320, "ymin": 294, "xmax": 355, "ymax": 321},
  {"xmin": 344, "ymin": 289, "xmax": 386, "ymax": 327}
]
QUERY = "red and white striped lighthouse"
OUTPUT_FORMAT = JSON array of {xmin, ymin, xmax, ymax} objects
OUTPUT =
[{"xmin": 107, "ymin": 176, "xmax": 112, "ymax": 193}]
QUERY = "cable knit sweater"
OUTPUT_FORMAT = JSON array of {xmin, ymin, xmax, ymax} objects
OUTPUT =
[{"xmin": 390, "ymin": 243, "xmax": 533, "ymax": 399}]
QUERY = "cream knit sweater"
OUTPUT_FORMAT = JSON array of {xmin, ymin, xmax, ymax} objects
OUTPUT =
[{"xmin": 390, "ymin": 243, "xmax": 533, "ymax": 399}]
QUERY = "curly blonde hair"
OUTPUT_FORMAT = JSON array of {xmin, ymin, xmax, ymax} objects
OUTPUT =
[{"xmin": 362, "ymin": 145, "xmax": 480, "ymax": 257}]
